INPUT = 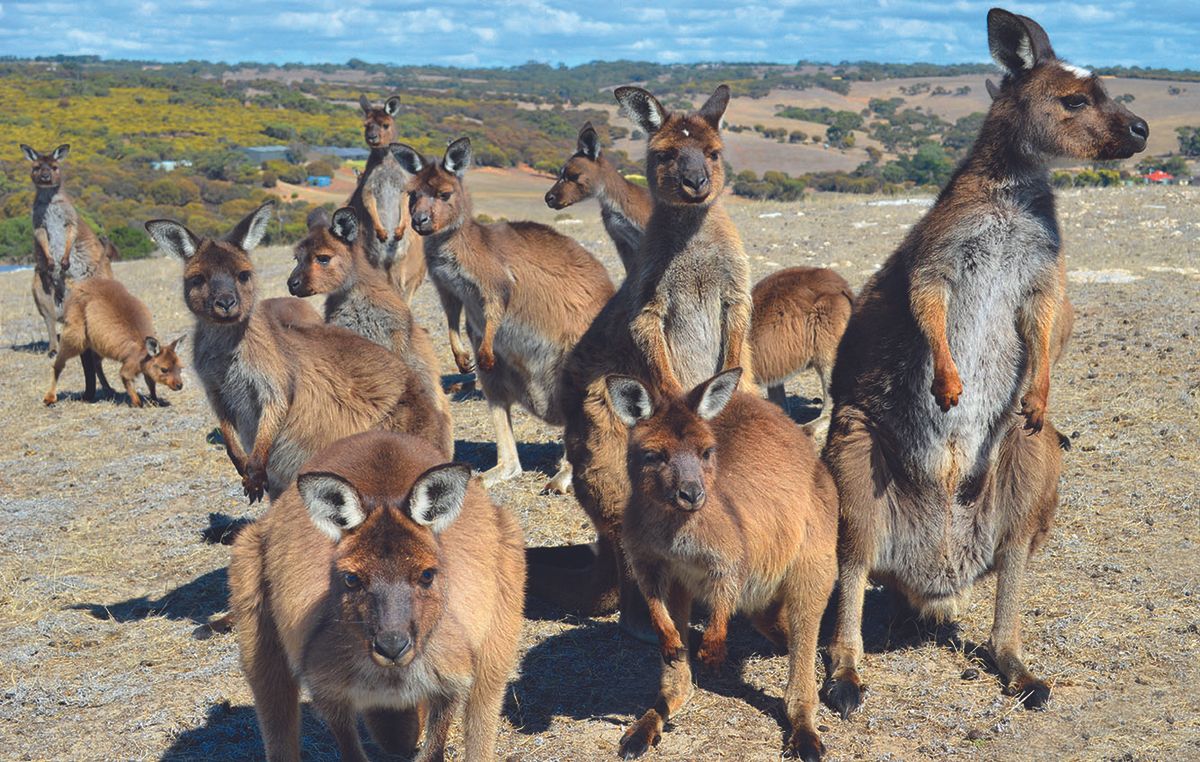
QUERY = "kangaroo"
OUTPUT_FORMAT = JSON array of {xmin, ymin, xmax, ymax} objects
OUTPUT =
[
  {"xmin": 546, "ymin": 120, "xmax": 842, "ymax": 413},
  {"xmin": 544, "ymin": 121, "xmax": 652, "ymax": 273},
  {"xmin": 43, "ymin": 277, "xmax": 184, "ymax": 408},
  {"xmin": 822, "ymin": 8, "xmax": 1148, "ymax": 718},
  {"xmin": 229, "ymin": 431, "xmax": 525, "ymax": 762},
  {"xmin": 607, "ymin": 369, "xmax": 837, "ymax": 761},
  {"xmin": 288, "ymin": 206, "xmax": 454, "ymax": 458},
  {"xmin": 354, "ymin": 94, "xmax": 426, "ymax": 301},
  {"xmin": 391, "ymin": 137, "xmax": 614, "ymax": 489},
  {"xmin": 548, "ymin": 85, "xmax": 754, "ymax": 636},
  {"xmin": 22, "ymin": 143, "xmax": 115, "ymax": 357},
  {"xmin": 750, "ymin": 267, "xmax": 854, "ymax": 412},
  {"xmin": 145, "ymin": 202, "xmax": 431, "ymax": 503}
]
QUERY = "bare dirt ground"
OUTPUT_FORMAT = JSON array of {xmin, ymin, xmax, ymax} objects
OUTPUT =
[{"xmin": 0, "ymin": 183, "xmax": 1197, "ymax": 761}]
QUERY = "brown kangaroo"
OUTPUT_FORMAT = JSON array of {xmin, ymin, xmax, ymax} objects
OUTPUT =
[
  {"xmin": 549, "ymin": 85, "xmax": 755, "ymax": 636},
  {"xmin": 545, "ymin": 122, "xmax": 848, "ymax": 412},
  {"xmin": 544, "ymin": 121, "xmax": 652, "ymax": 273},
  {"xmin": 607, "ymin": 368, "xmax": 837, "ymax": 761},
  {"xmin": 229, "ymin": 431, "xmax": 525, "ymax": 762},
  {"xmin": 822, "ymin": 8, "xmax": 1148, "ymax": 719},
  {"xmin": 22, "ymin": 143, "xmax": 115, "ymax": 357},
  {"xmin": 146, "ymin": 202, "xmax": 433, "ymax": 503},
  {"xmin": 750, "ymin": 266, "xmax": 854, "ymax": 412},
  {"xmin": 43, "ymin": 277, "xmax": 183, "ymax": 408},
  {"xmin": 391, "ymin": 137, "xmax": 614, "ymax": 489},
  {"xmin": 288, "ymin": 206, "xmax": 454, "ymax": 458},
  {"xmin": 353, "ymin": 94, "xmax": 426, "ymax": 301}
]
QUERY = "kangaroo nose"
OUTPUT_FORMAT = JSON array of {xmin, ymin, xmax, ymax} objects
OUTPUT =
[
  {"xmin": 413, "ymin": 213, "xmax": 431, "ymax": 228},
  {"xmin": 373, "ymin": 632, "xmax": 412, "ymax": 662},
  {"xmin": 544, "ymin": 191, "xmax": 557, "ymax": 207},
  {"xmin": 1129, "ymin": 119, "xmax": 1149, "ymax": 143},
  {"xmin": 681, "ymin": 173, "xmax": 709, "ymax": 195},
  {"xmin": 287, "ymin": 276, "xmax": 302, "ymax": 295},
  {"xmin": 214, "ymin": 295, "xmax": 237, "ymax": 313},
  {"xmin": 676, "ymin": 482, "xmax": 705, "ymax": 510}
]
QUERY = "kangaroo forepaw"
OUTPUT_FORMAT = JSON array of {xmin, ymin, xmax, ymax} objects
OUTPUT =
[
  {"xmin": 931, "ymin": 370, "xmax": 963, "ymax": 412},
  {"xmin": 697, "ymin": 636, "xmax": 726, "ymax": 673},
  {"xmin": 1020, "ymin": 393, "xmax": 1046, "ymax": 434},
  {"xmin": 822, "ymin": 674, "xmax": 864, "ymax": 720}
]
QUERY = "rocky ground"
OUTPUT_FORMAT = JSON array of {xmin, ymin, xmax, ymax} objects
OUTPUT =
[{"xmin": 0, "ymin": 185, "xmax": 1197, "ymax": 761}]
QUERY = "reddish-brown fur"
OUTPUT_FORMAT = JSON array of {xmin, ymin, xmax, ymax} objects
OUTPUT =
[
  {"xmin": 750, "ymin": 267, "xmax": 854, "ymax": 410},
  {"xmin": 22, "ymin": 143, "xmax": 115, "ymax": 358},
  {"xmin": 822, "ymin": 9, "xmax": 1147, "ymax": 720},
  {"xmin": 146, "ymin": 202, "xmax": 438, "ymax": 503},
  {"xmin": 288, "ymin": 207, "xmax": 454, "ymax": 457},
  {"xmin": 607, "ymin": 369, "xmax": 837, "ymax": 760},
  {"xmin": 43, "ymin": 277, "xmax": 183, "ymax": 408},
  {"xmin": 229, "ymin": 431, "xmax": 525, "ymax": 762},
  {"xmin": 393, "ymin": 137, "xmax": 614, "ymax": 488}
]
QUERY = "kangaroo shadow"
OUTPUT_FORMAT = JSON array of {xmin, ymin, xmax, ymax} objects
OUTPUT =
[
  {"xmin": 780, "ymin": 393, "xmax": 823, "ymax": 425},
  {"xmin": 70, "ymin": 567, "xmax": 228, "ymax": 627},
  {"xmin": 161, "ymin": 700, "xmax": 346, "ymax": 761},
  {"xmin": 454, "ymin": 439, "xmax": 563, "ymax": 477},
  {"xmin": 200, "ymin": 512, "xmax": 254, "ymax": 546},
  {"xmin": 442, "ymin": 372, "xmax": 482, "ymax": 402},
  {"xmin": 11, "ymin": 340, "xmax": 50, "ymax": 355},
  {"xmin": 505, "ymin": 616, "xmax": 796, "ymax": 741}
]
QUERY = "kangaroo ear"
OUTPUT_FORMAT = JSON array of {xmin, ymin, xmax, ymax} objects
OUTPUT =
[
  {"xmin": 169, "ymin": 334, "xmax": 185, "ymax": 350},
  {"xmin": 298, "ymin": 472, "xmax": 366, "ymax": 542},
  {"xmin": 442, "ymin": 137, "xmax": 472, "ymax": 177},
  {"xmin": 226, "ymin": 201, "xmax": 274, "ymax": 251},
  {"xmin": 408, "ymin": 463, "xmax": 472, "ymax": 534},
  {"xmin": 690, "ymin": 368, "xmax": 741, "ymax": 421},
  {"xmin": 144, "ymin": 219, "xmax": 200, "ymax": 260},
  {"xmin": 384, "ymin": 96, "xmax": 401, "ymax": 117},
  {"xmin": 330, "ymin": 207, "xmax": 359, "ymax": 243},
  {"xmin": 615, "ymin": 86, "xmax": 668, "ymax": 135},
  {"xmin": 577, "ymin": 121, "xmax": 601, "ymax": 160},
  {"xmin": 52, "ymin": 144, "xmax": 70, "ymax": 161},
  {"xmin": 985, "ymin": 78, "xmax": 1001, "ymax": 100},
  {"xmin": 987, "ymin": 8, "xmax": 1056, "ymax": 76},
  {"xmin": 359, "ymin": 94, "xmax": 372, "ymax": 115},
  {"xmin": 390, "ymin": 143, "xmax": 424, "ymax": 175},
  {"xmin": 145, "ymin": 336, "xmax": 161, "ymax": 357},
  {"xmin": 697, "ymin": 85, "xmax": 730, "ymax": 130},
  {"xmin": 606, "ymin": 375, "xmax": 654, "ymax": 427},
  {"xmin": 20, "ymin": 144, "xmax": 39, "ymax": 162}
]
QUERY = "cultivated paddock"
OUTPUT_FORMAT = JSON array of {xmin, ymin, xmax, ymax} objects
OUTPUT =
[{"xmin": 0, "ymin": 185, "xmax": 1197, "ymax": 760}]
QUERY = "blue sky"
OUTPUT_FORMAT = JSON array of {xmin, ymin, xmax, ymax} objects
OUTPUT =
[{"xmin": 1, "ymin": 1, "xmax": 1198, "ymax": 69}]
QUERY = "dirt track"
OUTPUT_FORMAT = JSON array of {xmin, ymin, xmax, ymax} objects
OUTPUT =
[{"xmin": 0, "ymin": 185, "xmax": 1197, "ymax": 760}]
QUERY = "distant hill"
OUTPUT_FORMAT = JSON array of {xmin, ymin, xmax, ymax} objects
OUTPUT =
[{"xmin": 2, "ymin": 57, "xmax": 1197, "ymax": 262}]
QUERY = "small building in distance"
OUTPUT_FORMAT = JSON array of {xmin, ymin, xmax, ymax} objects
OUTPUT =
[{"xmin": 1144, "ymin": 169, "xmax": 1175, "ymax": 185}]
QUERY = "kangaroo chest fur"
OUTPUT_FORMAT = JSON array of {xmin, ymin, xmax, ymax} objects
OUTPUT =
[
  {"xmin": 193, "ymin": 321, "xmax": 279, "ymax": 458},
  {"xmin": 326, "ymin": 288, "xmax": 402, "ymax": 351},
  {"xmin": 874, "ymin": 188, "xmax": 1060, "ymax": 600},
  {"xmin": 33, "ymin": 192, "xmax": 76, "ymax": 261},
  {"xmin": 647, "ymin": 220, "xmax": 741, "ymax": 390}
]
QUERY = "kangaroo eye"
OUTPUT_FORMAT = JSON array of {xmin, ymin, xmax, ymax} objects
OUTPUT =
[
  {"xmin": 419, "ymin": 568, "xmax": 437, "ymax": 587},
  {"xmin": 316, "ymin": 255, "xmax": 331, "ymax": 265},
  {"xmin": 709, "ymin": 151, "xmax": 720, "ymax": 161},
  {"xmin": 237, "ymin": 271, "xmax": 253, "ymax": 283},
  {"xmin": 343, "ymin": 572, "xmax": 361, "ymax": 590},
  {"xmin": 642, "ymin": 450, "xmax": 664, "ymax": 466},
  {"xmin": 1061, "ymin": 94, "xmax": 1088, "ymax": 111},
  {"xmin": 438, "ymin": 192, "xmax": 452, "ymax": 201},
  {"xmin": 186, "ymin": 275, "xmax": 205, "ymax": 289},
  {"xmin": 702, "ymin": 447, "xmax": 716, "ymax": 461}
]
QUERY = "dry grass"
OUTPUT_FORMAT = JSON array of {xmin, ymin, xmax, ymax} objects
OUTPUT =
[{"xmin": 0, "ymin": 182, "xmax": 1198, "ymax": 761}]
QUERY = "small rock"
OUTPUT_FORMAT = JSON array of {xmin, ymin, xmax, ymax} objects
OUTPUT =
[{"xmin": 966, "ymin": 728, "xmax": 985, "ymax": 741}]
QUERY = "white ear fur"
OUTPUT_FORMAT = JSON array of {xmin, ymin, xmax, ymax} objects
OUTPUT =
[
  {"xmin": 614, "ymin": 86, "xmax": 667, "ymax": 135},
  {"xmin": 694, "ymin": 368, "xmax": 741, "ymax": 420},
  {"xmin": 330, "ymin": 207, "xmax": 359, "ymax": 243},
  {"xmin": 442, "ymin": 137, "xmax": 472, "ymax": 177},
  {"xmin": 52, "ymin": 144, "xmax": 70, "ymax": 161},
  {"xmin": 144, "ymin": 337, "xmax": 161, "ymax": 357},
  {"xmin": 606, "ymin": 375, "xmax": 654, "ymax": 427},
  {"xmin": 298, "ymin": 473, "xmax": 366, "ymax": 542},
  {"xmin": 384, "ymin": 96, "xmax": 401, "ymax": 117},
  {"xmin": 408, "ymin": 463, "xmax": 472, "ymax": 535},
  {"xmin": 390, "ymin": 143, "xmax": 424, "ymax": 175},
  {"xmin": 230, "ymin": 202, "xmax": 273, "ymax": 252},
  {"xmin": 144, "ymin": 220, "xmax": 199, "ymax": 260},
  {"xmin": 20, "ymin": 144, "xmax": 39, "ymax": 162}
]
